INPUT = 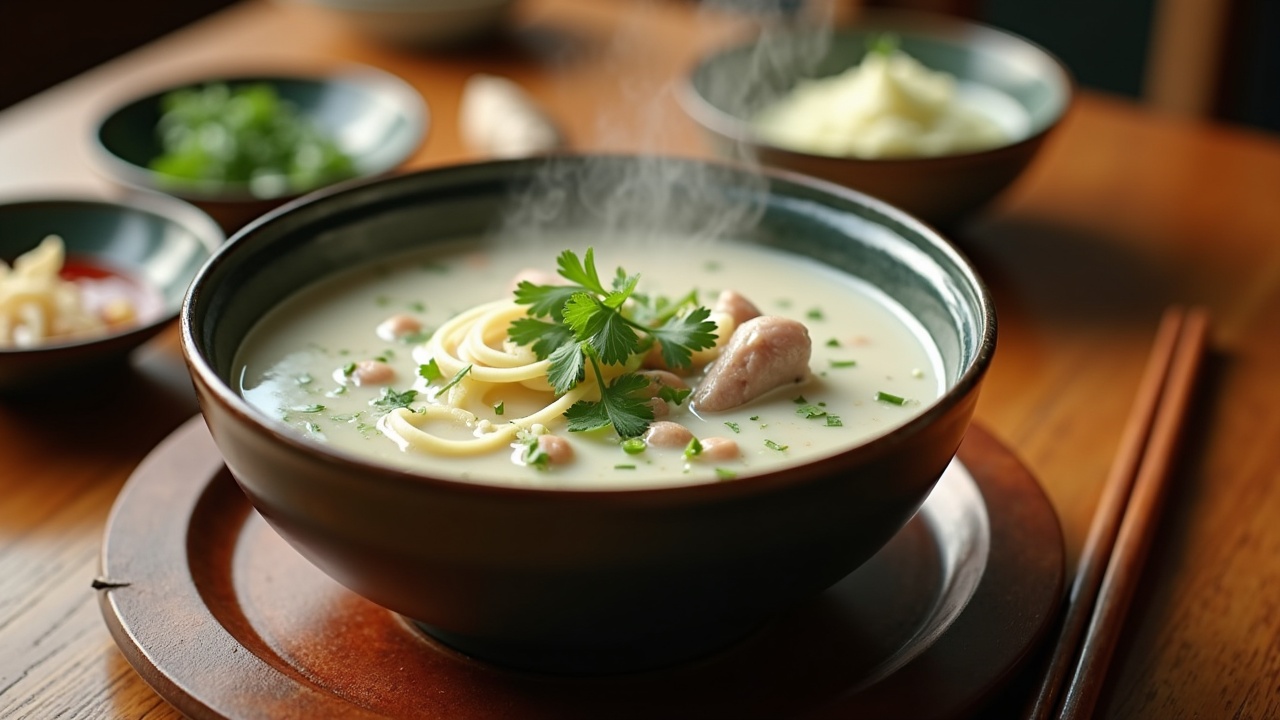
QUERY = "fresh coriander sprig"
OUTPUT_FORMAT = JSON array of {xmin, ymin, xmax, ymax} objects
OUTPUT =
[{"xmin": 508, "ymin": 248, "xmax": 718, "ymax": 437}]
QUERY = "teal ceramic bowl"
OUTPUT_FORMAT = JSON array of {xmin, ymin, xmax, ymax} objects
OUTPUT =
[
  {"xmin": 181, "ymin": 155, "xmax": 995, "ymax": 674},
  {"xmin": 0, "ymin": 195, "xmax": 223, "ymax": 392},
  {"xmin": 681, "ymin": 11, "xmax": 1073, "ymax": 226},
  {"xmin": 93, "ymin": 66, "xmax": 427, "ymax": 231}
]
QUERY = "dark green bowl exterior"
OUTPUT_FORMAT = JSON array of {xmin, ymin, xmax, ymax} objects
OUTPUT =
[
  {"xmin": 182, "ymin": 156, "xmax": 995, "ymax": 673},
  {"xmin": 0, "ymin": 197, "xmax": 222, "ymax": 393},
  {"xmin": 94, "ymin": 70, "xmax": 426, "ymax": 231},
  {"xmin": 683, "ymin": 12, "xmax": 1073, "ymax": 226}
]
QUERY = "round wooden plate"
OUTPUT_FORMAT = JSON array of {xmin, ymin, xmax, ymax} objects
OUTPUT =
[{"xmin": 98, "ymin": 417, "xmax": 1063, "ymax": 719}]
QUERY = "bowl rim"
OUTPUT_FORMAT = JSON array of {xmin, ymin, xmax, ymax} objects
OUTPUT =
[
  {"xmin": 89, "ymin": 63, "xmax": 429, "ymax": 204},
  {"xmin": 678, "ymin": 8, "xmax": 1077, "ymax": 166},
  {"xmin": 181, "ymin": 153, "xmax": 997, "ymax": 501},
  {"xmin": 0, "ymin": 192, "xmax": 224, "ymax": 356}
]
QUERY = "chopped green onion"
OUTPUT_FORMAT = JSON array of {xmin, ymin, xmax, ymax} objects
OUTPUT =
[
  {"xmin": 876, "ymin": 391, "xmax": 908, "ymax": 406},
  {"xmin": 793, "ymin": 395, "xmax": 807, "ymax": 404},
  {"xmin": 826, "ymin": 338, "xmax": 841, "ymax": 348},
  {"xmin": 437, "ymin": 364, "xmax": 473, "ymax": 395},
  {"xmin": 749, "ymin": 415, "xmax": 760, "ymax": 421},
  {"xmin": 493, "ymin": 402, "xmax": 505, "ymax": 416},
  {"xmin": 764, "ymin": 439, "xmax": 788, "ymax": 452},
  {"xmin": 724, "ymin": 421, "xmax": 741, "ymax": 433},
  {"xmin": 614, "ymin": 464, "xmax": 637, "ymax": 470},
  {"xmin": 796, "ymin": 404, "xmax": 827, "ymax": 419},
  {"xmin": 291, "ymin": 404, "xmax": 325, "ymax": 413},
  {"xmin": 829, "ymin": 359, "xmax": 857, "ymax": 368},
  {"xmin": 683, "ymin": 437, "xmax": 704, "ymax": 459},
  {"xmin": 826, "ymin": 415, "xmax": 843, "ymax": 427},
  {"xmin": 806, "ymin": 308, "xmax": 824, "ymax": 321},
  {"xmin": 622, "ymin": 437, "xmax": 647, "ymax": 455},
  {"xmin": 342, "ymin": 362, "xmax": 357, "ymax": 376},
  {"xmin": 715, "ymin": 468, "xmax": 738, "ymax": 480}
]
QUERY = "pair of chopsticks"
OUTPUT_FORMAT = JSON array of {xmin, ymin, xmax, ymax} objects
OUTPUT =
[{"xmin": 1024, "ymin": 305, "xmax": 1211, "ymax": 720}]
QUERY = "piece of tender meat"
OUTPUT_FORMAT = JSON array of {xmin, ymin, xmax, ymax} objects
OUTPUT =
[
  {"xmin": 644, "ymin": 421, "xmax": 694, "ymax": 449},
  {"xmin": 713, "ymin": 290, "xmax": 761, "ymax": 327},
  {"xmin": 691, "ymin": 316, "xmax": 812, "ymax": 412}
]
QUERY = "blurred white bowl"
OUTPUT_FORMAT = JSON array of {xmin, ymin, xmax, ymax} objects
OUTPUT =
[{"xmin": 297, "ymin": 0, "xmax": 517, "ymax": 49}]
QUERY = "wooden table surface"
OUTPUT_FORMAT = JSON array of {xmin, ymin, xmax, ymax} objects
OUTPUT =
[{"xmin": 2, "ymin": 1, "xmax": 1279, "ymax": 718}]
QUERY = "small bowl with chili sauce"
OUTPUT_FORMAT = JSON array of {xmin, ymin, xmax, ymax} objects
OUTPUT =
[{"xmin": 0, "ymin": 195, "xmax": 223, "ymax": 392}]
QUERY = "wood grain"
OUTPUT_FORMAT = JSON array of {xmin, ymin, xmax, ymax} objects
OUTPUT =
[{"xmin": 2, "ymin": 1, "xmax": 1280, "ymax": 718}]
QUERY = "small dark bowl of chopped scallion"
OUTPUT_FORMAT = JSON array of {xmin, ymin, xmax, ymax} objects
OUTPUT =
[{"xmin": 92, "ymin": 67, "xmax": 427, "ymax": 232}]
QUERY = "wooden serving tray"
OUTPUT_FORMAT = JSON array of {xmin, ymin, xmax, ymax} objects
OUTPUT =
[{"xmin": 98, "ymin": 417, "xmax": 1063, "ymax": 719}]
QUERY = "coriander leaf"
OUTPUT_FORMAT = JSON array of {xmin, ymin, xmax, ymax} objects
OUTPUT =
[
  {"xmin": 371, "ymin": 387, "xmax": 417, "ymax": 412},
  {"xmin": 650, "ymin": 307, "xmax": 717, "ymax": 369},
  {"xmin": 796, "ymin": 404, "xmax": 827, "ymax": 419},
  {"xmin": 563, "ymin": 293, "xmax": 641, "ymax": 366},
  {"xmin": 418, "ymin": 359, "xmax": 442, "ymax": 383},
  {"xmin": 508, "ymin": 317, "xmax": 574, "ymax": 360},
  {"xmin": 657, "ymin": 385, "xmax": 692, "ymax": 406},
  {"xmin": 565, "ymin": 372, "xmax": 652, "ymax": 437},
  {"xmin": 514, "ymin": 282, "xmax": 583, "ymax": 321},
  {"xmin": 555, "ymin": 248, "xmax": 607, "ymax": 295},
  {"xmin": 562, "ymin": 292, "xmax": 606, "ymax": 338},
  {"xmin": 604, "ymin": 272, "xmax": 640, "ymax": 309},
  {"xmin": 547, "ymin": 341, "xmax": 586, "ymax": 395}
]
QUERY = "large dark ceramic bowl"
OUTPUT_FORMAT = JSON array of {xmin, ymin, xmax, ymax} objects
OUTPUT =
[
  {"xmin": 181, "ymin": 155, "xmax": 995, "ymax": 673},
  {"xmin": 0, "ymin": 195, "xmax": 222, "ymax": 393},
  {"xmin": 92, "ymin": 66, "xmax": 427, "ymax": 232},
  {"xmin": 681, "ymin": 11, "xmax": 1073, "ymax": 226}
]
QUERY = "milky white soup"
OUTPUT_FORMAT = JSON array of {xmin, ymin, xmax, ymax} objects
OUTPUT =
[{"xmin": 235, "ymin": 238, "xmax": 943, "ymax": 489}]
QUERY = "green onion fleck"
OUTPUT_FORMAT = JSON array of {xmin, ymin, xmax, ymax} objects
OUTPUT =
[
  {"xmin": 715, "ymin": 468, "xmax": 738, "ymax": 480},
  {"xmin": 830, "ymin": 359, "xmax": 857, "ymax": 368},
  {"xmin": 749, "ymin": 415, "xmax": 760, "ymax": 421},
  {"xmin": 826, "ymin": 415, "xmax": 843, "ymax": 427},
  {"xmin": 437, "ymin": 364, "xmax": 472, "ymax": 396},
  {"xmin": 826, "ymin": 338, "xmax": 841, "ymax": 348},
  {"xmin": 806, "ymin": 308, "xmax": 825, "ymax": 321},
  {"xmin": 622, "ymin": 437, "xmax": 647, "ymax": 455},
  {"xmin": 493, "ymin": 402, "xmax": 505, "ymax": 416},
  {"xmin": 876, "ymin": 391, "xmax": 908, "ymax": 406},
  {"xmin": 292, "ymin": 404, "xmax": 325, "ymax": 413},
  {"xmin": 614, "ymin": 464, "xmax": 637, "ymax": 470},
  {"xmin": 792, "ymin": 395, "xmax": 807, "ymax": 404},
  {"xmin": 764, "ymin": 439, "xmax": 788, "ymax": 452},
  {"xmin": 724, "ymin": 421, "xmax": 741, "ymax": 433},
  {"xmin": 684, "ymin": 437, "xmax": 704, "ymax": 459},
  {"xmin": 796, "ymin": 404, "xmax": 827, "ymax": 419}
]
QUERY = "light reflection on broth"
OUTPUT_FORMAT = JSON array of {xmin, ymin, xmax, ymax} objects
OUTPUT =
[{"xmin": 235, "ymin": 237, "xmax": 943, "ymax": 489}]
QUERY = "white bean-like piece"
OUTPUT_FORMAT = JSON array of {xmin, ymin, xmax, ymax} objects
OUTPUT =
[
  {"xmin": 376, "ymin": 314, "xmax": 423, "ymax": 342},
  {"xmin": 697, "ymin": 437, "xmax": 740, "ymax": 461},
  {"xmin": 351, "ymin": 359, "xmax": 396, "ymax": 386},
  {"xmin": 644, "ymin": 421, "xmax": 694, "ymax": 449},
  {"xmin": 537, "ymin": 434, "xmax": 574, "ymax": 465}
]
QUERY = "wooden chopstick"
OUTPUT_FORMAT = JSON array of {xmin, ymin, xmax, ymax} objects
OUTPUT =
[{"xmin": 1023, "ymin": 305, "xmax": 1211, "ymax": 720}]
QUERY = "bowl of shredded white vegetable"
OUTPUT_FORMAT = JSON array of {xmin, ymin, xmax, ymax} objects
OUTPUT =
[
  {"xmin": 680, "ymin": 10, "xmax": 1073, "ymax": 226},
  {"xmin": 0, "ymin": 194, "xmax": 222, "ymax": 393}
]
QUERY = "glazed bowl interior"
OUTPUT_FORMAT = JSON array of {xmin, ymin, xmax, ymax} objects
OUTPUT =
[
  {"xmin": 0, "ymin": 195, "xmax": 223, "ymax": 392},
  {"xmin": 182, "ymin": 155, "xmax": 994, "ymax": 673},
  {"xmin": 93, "ymin": 67, "xmax": 427, "ymax": 230},
  {"xmin": 681, "ymin": 11, "xmax": 1073, "ymax": 225}
]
